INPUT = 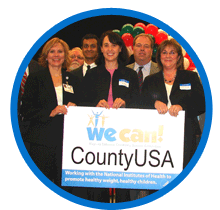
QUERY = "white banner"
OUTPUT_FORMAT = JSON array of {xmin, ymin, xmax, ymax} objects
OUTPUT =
[{"xmin": 62, "ymin": 106, "xmax": 185, "ymax": 190}]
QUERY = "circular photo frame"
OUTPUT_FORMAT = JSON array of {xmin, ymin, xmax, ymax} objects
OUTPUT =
[{"xmin": 11, "ymin": 8, "xmax": 212, "ymax": 210}]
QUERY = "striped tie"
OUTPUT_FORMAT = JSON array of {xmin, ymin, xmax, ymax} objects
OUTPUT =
[
  {"xmin": 21, "ymin": 71, "xmax": 27, "ymax": 95},
  {"xmin": 137, "ymin": 66, "xmax": 143, "ymax": 92}
]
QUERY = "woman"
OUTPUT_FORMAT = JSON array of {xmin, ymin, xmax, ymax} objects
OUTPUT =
[
  {"xmin": 80, "ymin": 31, "xmax": 140, "ymax": 202},
  {"xmin": 141, "ymin": 39, "xmax": 205, "ymax": 168},
  {"xmin": 21, "ymin": 37, "xmax": 80, "ymax": 189},
  {"xmin": 81, "ymin": 31, "xmax": 140, "ymax": 109}
]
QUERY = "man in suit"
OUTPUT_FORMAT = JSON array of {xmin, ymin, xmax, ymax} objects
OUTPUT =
[
  {"xmin": 127, "ymin": 33, "xmax": 159, "ymax": 93},
  {"xmin": 127, "ymin": 34, "xmax": 159, "ymax": 200},
  {"xmin": 70, "ymin": 34, "xmax": 100, "ymax": 83}
]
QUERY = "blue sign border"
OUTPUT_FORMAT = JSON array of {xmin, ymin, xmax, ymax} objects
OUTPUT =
[{"xmin": 10, "ymin": 8, "xmax": 212, "ymax": 210}]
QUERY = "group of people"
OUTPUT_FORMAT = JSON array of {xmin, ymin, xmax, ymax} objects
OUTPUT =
[{"xmin": 18, "ymin": 30, "xmax": 205, "ymax": 203}]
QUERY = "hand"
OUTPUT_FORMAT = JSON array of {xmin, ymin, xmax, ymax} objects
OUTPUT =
[
  {"xmin": 96, "ymin": 99, "xmax": 110, "ymax": 109},
  {"xmin": 169, "ymin": 105, "xmax": 183, "ymax": 117},
  {"xmin": 50, "ymin": 105, "xmax": 68, "ymax": 117},
  {"xmin": 67, "ymin": 102, "xmax": 77, "ymax": 107},
  {"xmin": 154, "ymin": 100, "xmax": 168, "ymax": 114},
  {"xmin": 112, "ymin": 98, "xmax": 126, "ymax": 109}
]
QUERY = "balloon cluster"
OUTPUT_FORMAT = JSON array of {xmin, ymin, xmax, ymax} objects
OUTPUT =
[{"xmin": 113, "ymin": 23, "xmax": 196, "ymax": 71}]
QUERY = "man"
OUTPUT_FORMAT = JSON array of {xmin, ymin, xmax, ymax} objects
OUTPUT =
[
  {"xmin": 127, "ymin": 33, "xmax": 159, "ymax": 200},
  {"xmin": 71, "ymin": 34, "xmax": 100, "ymax": 83},
  {"xmin": 127, "ymin": 33, "xmax": 159, "ymax": 93},
  {"xmin": 67, "ymin": 47, "xmax": 84, "ymax": 72}
]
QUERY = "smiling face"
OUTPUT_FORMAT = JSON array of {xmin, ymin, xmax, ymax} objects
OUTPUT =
[
  {"xmin": 82, "ymin": 38, "xmax": 98, "ymax": 63},
  {"xmin": 160, "ymin": 45, "xmax": 180, "ymax": 70},
  {"xmin": 133, "ymin": 36, "xmax": 153, "ymax": 65},
  {"xmin": 47, "ymin": 43, "xmax": 65, "ymax": 69},
  {"xmin": 101, "ymin": 36, "xmax": 121, "ymax": 63}
]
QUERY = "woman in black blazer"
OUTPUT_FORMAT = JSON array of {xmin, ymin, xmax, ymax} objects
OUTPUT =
[
  {"xmin": 141, "ymin": 39, "xmax": 205, "ymax": 169},
  {"xmin": 21, "ymin": 38, "xmax": 80, "ymax": 189}
]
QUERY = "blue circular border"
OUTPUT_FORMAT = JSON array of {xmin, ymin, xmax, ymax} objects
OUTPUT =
[{"xmin": 11, "ymin": 8, "xmax": 213, "ymax": 210}]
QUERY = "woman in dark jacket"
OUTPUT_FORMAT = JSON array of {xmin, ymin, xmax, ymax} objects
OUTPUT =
[
  {"xmin": 80, "ymin": 31, "xmax": 140, "ymax": 202},
  {"xmin": 141, "ymin": 39, "xmax": 205, "ymax": 169},
  {"xmin": 21, "ymin": 38, "xmax": 80, "ymax": 188}
]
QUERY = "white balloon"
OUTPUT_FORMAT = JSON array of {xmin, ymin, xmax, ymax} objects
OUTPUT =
[
  {"xmin": 184, "ymin": 57, "xmax": 190, "ymax": 69},
  {"xmin": 182, "ymin": 47, "xmax": 186, "ymax": 56}
]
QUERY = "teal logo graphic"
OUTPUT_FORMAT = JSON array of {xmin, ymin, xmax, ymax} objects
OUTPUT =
[{"xmin": 87, "ymin": 110, "xmax": 116, "ymax": 142}]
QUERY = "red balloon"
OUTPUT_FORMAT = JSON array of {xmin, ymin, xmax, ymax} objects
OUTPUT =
[
  {"xmin": 134, "ymin": 22, "xmax": 146, "ymax": 30},
  {"xmin": 121, "ymin": 33, "xmax": 134, "ymax": 47},
  {"xmin": 155, "ymin": 32, "xmax": 168, "ymax": 45},
  {"xmin": 184, "ymin": 53, "xmax": 196, "ymax": 69},
  {"xmin": 144, "ymin": 24, "xmax": 158, "ymax": 37}
]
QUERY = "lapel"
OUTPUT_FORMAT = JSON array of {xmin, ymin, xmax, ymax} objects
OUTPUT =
[
  {"xmin": 43, "ymin": 68, "xmax": 58, "ymax": 106},
  {"xmin": 170, "ymin": 70, "xmax": 181, "ymax": 96},
  {"xmin": 150, "ymin": 62, "xmax": 159, "ymax": 75},
  {"xmin": 158, "ymin": 71, "xmax": 168, "ymax": 104}
]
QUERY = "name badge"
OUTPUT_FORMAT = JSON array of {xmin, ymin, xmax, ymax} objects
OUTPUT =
[
  {"xmin": 119, "ymin": 79, "xmax": 129, "ymax": 88},
  {"xmin": 180, "ymin": 83, "xmax": 191, "ymax": 90},
  {"xmin": 63, "ymin": 84, "xmax": 74, "ymax": 93}
]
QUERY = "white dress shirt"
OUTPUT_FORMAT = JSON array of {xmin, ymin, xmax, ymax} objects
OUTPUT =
[
  {"xmin": 82, "ymin": 62, "xmax": 97, "ymax": 76},
  {"xmin": 134, "ymin": 61, "xmax": 151, "ymax": 80}
]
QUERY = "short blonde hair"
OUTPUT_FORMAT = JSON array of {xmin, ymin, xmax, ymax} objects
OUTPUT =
[{"xmin": 38, "ymin": 37, "xmax": 71, "ymax": 69}]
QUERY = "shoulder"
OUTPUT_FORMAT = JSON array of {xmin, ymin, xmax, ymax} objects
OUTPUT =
[
  {"xmin": 126, "ymin": 62, "xmax": 135, "ymax": 69},
  {"xmin": 119, "ymin": 65, "xmax": 136, "ymax": 74},
  {"xmin": 151, "ymin": 61, "xmax": 159, "ymax": 68},
  {"xmin": 69, "ymin": 66, "xmax": 82, "ymax": 75},
  {"xmin": 177, "ymin": 69, "xmax": 198, "ymax": 78}
]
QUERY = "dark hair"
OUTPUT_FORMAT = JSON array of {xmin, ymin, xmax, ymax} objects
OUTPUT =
[
  {"xmin": 81, "ymin": 34, "xmax": 100, "ymax": 48},
  {"xmin": 156, "ymin": 38, "xmax": 184, "ymax": 71},
  {"xmin": 100, "ymin": 30, "xmax": 129, "ymax": 65},
  {"xmin": 81, "ymin": 34, "xmax": 101, "ymax": 64}
]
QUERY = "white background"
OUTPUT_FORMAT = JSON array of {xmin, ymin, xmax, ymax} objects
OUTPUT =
[{"xmin": 1, "ymin": 1, "xmax": 218, "ymax": 209}]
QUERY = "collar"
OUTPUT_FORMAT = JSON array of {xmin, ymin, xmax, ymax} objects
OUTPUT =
[
  {"xmin": 134, "ymin": 61, "xmax": 151, "ymax": 72},
  {"xmin": 83, "ymin": 62, "xmax": 97, "ymax": 69}
]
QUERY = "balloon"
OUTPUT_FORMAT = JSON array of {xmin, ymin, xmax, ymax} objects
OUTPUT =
[
  {"xmin": 184, "ymin": 52, "xmax": 196, "ymax": 69},
  {"xmin": 155, "ymin": 32, "xmax": 168, "ymax": 45},
  {"xmin": 121, "ymin": 33, "xmax": 134, "ymax": 47},
  {"xmin": 144, "ymin": 24, "xmax": 158, "ymax": 37},
  {"xmin": 121, "ymin": 23, "xmax": 133, "ymax": 35},
  {"xmin": 152, "ymin": 45, "xmax": 158, "ymax": 58},
  {"xmin": 168, "ymin": 35, "xmax": 173, "ymax": 40},
  {"xmin": 184, "ymin": 57, "xmax": 190, "ymax": 70},
  {"xmin": 158, "ymin": 29, "xmax": 168, "ymax": 35},
  {"xmin": 134, "ymin": 22, "xmax": 145, "ymax": 30},
  {"xmin": 132, "ymin": 26, "xmax": 145, "ymax": 37},
  {"xmin": 112, "ymin": 29, "xmax": 121, "ymax": 36},
  {"xmin": 181, "ymin": 47, "xmax": 186, "ymax": 56},
  {"xmin": 147, "ymin": 34, "xmax": 155, "ymax": 44}
]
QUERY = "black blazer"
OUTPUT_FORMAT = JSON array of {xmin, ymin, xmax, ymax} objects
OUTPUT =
[
  {"xmin": 80, "ymin": 63, "xmax": 140, "ymax": 108},
  {"xmin": 70, "ymin": 66, "xmax": 84, "ymax": 84},
  {"xmin": 141, "ymin": 70, "xmax": 205, "ymax": 168},
  {"xmin": 21, "ymin": 68, "xmax": 80, "ymax": 146}
]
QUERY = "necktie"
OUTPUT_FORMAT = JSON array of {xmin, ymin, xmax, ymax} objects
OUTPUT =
[
  {"xmin": 21, "ymin": 71, "xmax": 28, "ymax": 95},
  {"xmin": 87, "ymin": 65, "xmax": 91, "ymax": 71},
  {"xmin": 137, "ymin": 66, "xmax": 143, "ymax": 92}
]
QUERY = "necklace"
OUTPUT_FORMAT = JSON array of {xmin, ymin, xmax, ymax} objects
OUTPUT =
[{"xmin": 163, "ymin": 72, "xmax": 176, "ymax": 83}]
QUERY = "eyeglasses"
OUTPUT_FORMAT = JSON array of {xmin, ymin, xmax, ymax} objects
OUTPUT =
[
  {"xmin": 161, "ymin": 51, "xmax": 177, "ymax": 56},
  {"xmin": 70, "ymin": 55, "xmax": 84, "ymax": 60}
]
